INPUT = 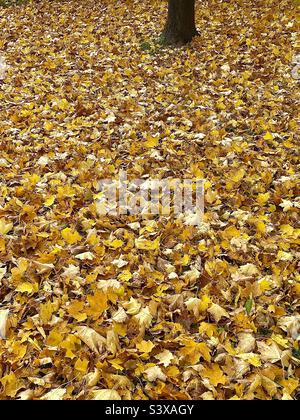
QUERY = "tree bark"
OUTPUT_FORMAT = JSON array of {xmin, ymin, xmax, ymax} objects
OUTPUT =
[{"xmin": 162, "ymin": 0, "xmax": 197, "ymax": 46}]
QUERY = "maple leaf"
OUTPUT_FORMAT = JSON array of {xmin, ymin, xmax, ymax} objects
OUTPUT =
[
  {"xmin": 75, "ymin": 326, "xmax": 106, "ymax": 354},
  {"xmin": 144, "ymin": 366, "xmax": 167, "ymax": 382},
  {"xmin": 136, "ymin": 340, "xmax": 155, "ymax": 353},
  {"xmin": 75, "ymin": 358, "xmax": 89, "ymax": 374},
  {"xmin": 257, "ymin": 341, "xmax": 282, "ymax": 363},
  {"xmin": 0, "ymin": 0, "xmax": 299, "ymax": 401},
  {"xmin": 155, "ymin": 350, "xmax": 174, "ymax": 367},
  {"xmin": 61, "ymin": 228, "xmax": 82, "ymax": 245},
  {"xmin": 112, "ymin": 307, "xmax": 128, "ymax": 323},
  {"xmin": 135, "ymin": 236, "xmax": 160, "ymax": 251},
  {"xmin": 208, "ymin": 304, "xmax": 230, "ymax": 323},
  {"xmin": 134, "ymin": 307, "xmax": 153, "ymax": 328},
  {"xmin": 202, "ymin": 364, "xmax": 227, "ymax": 387}
]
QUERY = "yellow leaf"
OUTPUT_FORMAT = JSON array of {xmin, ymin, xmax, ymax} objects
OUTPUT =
[
  {"xmin": 199, "ymin": 295, "xmax": 211, "ymax": 312},
  {"xmin": 280, "ymin": 378, "xmax": 299, "ymax": 396},
  {"xmin": 11, "ymin": 258, "xmax": 28, "ymax": 281},
  {"xmin": 60, "ymin": 334, "xmax": 79, "ymax": 359},
  {"xmin": 258, "ymin": 278, "xmax": 272, "ymax": 293},
  {"xmin": 180, "ymin": 254, "xmax": 191, "ymax": 266},
  {"xmin": 256, "ymin": 221, "xmax": 266, "ymax": 234},
  {"xmin": 199, "ymin": 322, "xmax": 217, "ymax": 338},
  {"xmin": 112, "ymin": 307, "xmax": 128, "ymax": 323},
  {"xmin": 106, "ymin": 330, "xmax": 120, "ymax": 355},
  {"xmin": 118, "ymin": 270, "xmax": 132, "ymax": 282},
  {"xmin": 44, "ymin": 195, "xmax": 55, "ymax": 207},
  {"xmin": 75, "ymin": 358, "xmax": 89, "ymax": 374},
  {"xmin": 0, "ymin": 373, "xmax": 19, "ymax": 398},
  {"xmin": 277, "ymin": 250, "xmax": 293, "ymax": 262},
  {"xmin": 197, "ymin": 343, "xmax": 211, "ymax": 362},
  {"xmin": 144, "ymin": 135, "xmax": 159, "ymax": 148},
  {"xmin": 86, "ymin": 291, "xmax": 108, "ymax": 319},
  {"xmin": 123, "ymin": 298, "xmax": 141, "ymax": 315},
  {"xmin": 104, "ymin": 238, "xmax": 124, "ymax": 249},
  {"xmin": 135, "ymin": 236, "xmax": 160, "ymax": 251},
  {"xmin": 136, "ymin": 340, "xmax": 155, "ymax": 353},
  {"xmin": 61, "ymin": 228, "xmax": 82, "ymax": 245},
  {"xmin": 39, "ymin": 301, "xmax": 54, "ymax": 324},
  {"xmin": 57, "ymin": 98, "xmax": 70, "ymax": 111},
  {"xmin": 86, "ymin": 369, "xmax": 100, "ymax": 387},
  {"xmin": 47, "ymin": 330, "xmax": 64, "ymax": 347},
  {"xmin": 231, "ymin": 168, "xmax": 245, "ymax": 183},
  {"xmin": 0, "ymin": 238, "xmax": 5, "ymax": 253},
  {"xmin": 257, "ymin": 341, "xmax": 281, "ymax": 363},
  {"xmin": 185, "ymin": 297, "xmax": 202, "ymax": 317},
  {"xmin": 261, "ymin": 375, "xmax": 277, "ymax": 397},
  {"xmin": 217, "ymin": 100, "xmax": 226, "ymax": 110},
  {"xmin": 0, "ymin": 267, "xmax": 6, "ymax": 281},
  {"xmin": 222, "ymin": 226, "xmax": 241, "ymax": 240},
  {"xmin": 264, "ymin": 132, "xmax": 274, "ymax": 141},
  {"xmin": 41, "ymin": 388, "xmax": 66, "ymax": 401},
  {"xmin": 134, "ymin": 307, "xmax": 153, "ymax": 328},
  {"xmin": 202, "ymin": 364, "xmax": 227, "ymax": 386},
  {"xmin": 15, "ymin": 282, "xmax": 38, "ymax": 294},
  {"xmin": 144, "ymin": 365, "xmax": 166, "ymax": 382},
  {"xmin": 92, "ymin": 389, "xmax": 121, "ymax": 400},
  {"xmin": 75, "ymin": 252, "xmax": 94, "ymax": 261},
  {"xmin": 0, "ymin": 219, "xmax": 13, "ymax": 235},
  {"xmin": 271, "ymin": 333, "xmax": 289, "ymax": 349},
  {"xmin": 108, "ymin": 358, "xmax": 124, "ymax": 371},
  {"xmin": 67, "ymin": 300, "xmax": 86, "ymax": 321},
  {"xmin": 280, "ymin": 224, "xmax": 294, "ymax": 236},
  {"xmin": 155, "ymin": 350, "xmax": 174, "ymax": 367},
  {"xmin": 44, "ymin": 121, "xmax": 54, "ymax": 131},
  {"xmin": 257, "ymin": 193, "xmax": 270, "ymax": 206},
  {"xmin": 113, "ymin": 322, "xmax": 127, "ymax": 337},
  {"xmin": 180, "ymin": 340, "xmax": 211, "ymax": 363},
  {"xmin": 236, "ymin": 353, "xmax": 262, "ymax": 367},
  {"xmin": 167, "ymin": 366, "xmax": 180, "ymax": 377},
  {"xmin": 208, "ymin": 303, "xmax": 230, "ymax": 322},
  {"xmin": 27, "ymin": 173, "xmax": 40, "ymax": 185}
]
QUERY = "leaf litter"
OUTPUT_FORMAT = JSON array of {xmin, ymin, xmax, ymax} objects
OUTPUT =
[{"xmin": 0, "ymin": 0, "xmax": 299, "ymax": 400}]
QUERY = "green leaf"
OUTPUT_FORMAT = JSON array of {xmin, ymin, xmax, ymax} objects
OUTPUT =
[
  {"xmin": 292, "ymin": 348, "xmax": 300, "ymax": 360},
  {"xmin": 140, "ymin": 42, "xmax": 152, "ymax": 51},
  {"xmin": 258, "ymin": 327, "xmax": 272, "ymax": 337},
  {"xmin": 245, "ymin": 298, "xmax": 253, "ymax": 316}
]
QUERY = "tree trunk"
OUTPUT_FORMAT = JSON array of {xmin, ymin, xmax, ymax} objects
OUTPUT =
[{"xmin": 162, "ymin": 0, "xmax": 197, "ymax": 46}]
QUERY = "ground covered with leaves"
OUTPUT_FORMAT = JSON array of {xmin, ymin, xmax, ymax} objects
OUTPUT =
[{"xmin": 0, "ymin": 0, "xmax": 299, "ymax": 400}]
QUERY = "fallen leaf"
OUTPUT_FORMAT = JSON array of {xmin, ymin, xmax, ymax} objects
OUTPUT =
[
  {"xmin": 92, "ymin": 389, "xmax": 121, "ymax": 400},
  {"xmin": 75, "ymin": 326, "xmax": 106, "ymax": 354},
  {"xmin": 144, "ymin": 366, "xmax": 167, "ymax": 382},
  {"xmin": 0, "ymin": 310, "xmax": 9, "ymax": 339},
  {"xmin": 208, "ymin": 304, "xmax": 230, "ymax": 322}
]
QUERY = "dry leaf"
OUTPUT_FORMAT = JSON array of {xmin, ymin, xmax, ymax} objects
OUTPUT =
[
  {"xmin": 41, "ymin": 388, "xmax": 66, "ymax": 401},
  {"xmin": 144, "ymin": 366, "xmax": 167, "ymax": 382},
  {"xmin": 208, "ymin": 304, "xmax": 230, "ymax": 322},
  {"xmin": 75, "ymin": 326, "xmax": 106, "ymax": 354},
  {"xmin": 0, "ymin": 310, "xmax": 9, "ymax": 339},
  {"xmin": 92, "ymin": 389, "xmax": 121, "ymax": 400}
]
